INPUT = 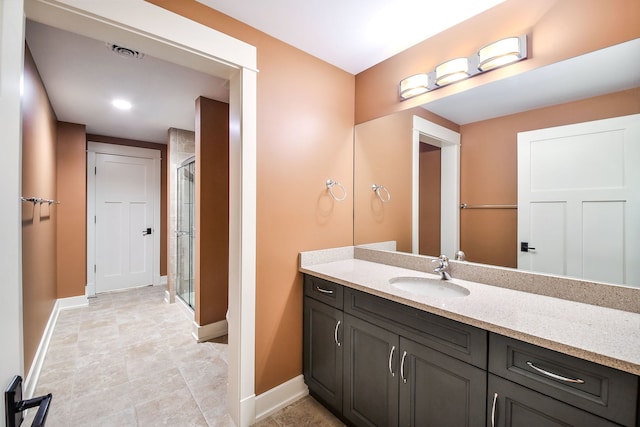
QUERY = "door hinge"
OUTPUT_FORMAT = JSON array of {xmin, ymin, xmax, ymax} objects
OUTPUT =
[
  {"xmin": 94, "ymin": 215, "xmax": 96, "ymax": 224},
  {"xmin": 94, "ymin": 166, "xmax": 97, "ymax": 175},
  {"xmin": 94, "ymin": 264, "xmax": 96, "ymax": 273}
]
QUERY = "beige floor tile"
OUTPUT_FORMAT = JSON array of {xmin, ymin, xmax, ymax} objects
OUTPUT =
[
  {"xmin": 134, "ymin": 391, "xmax": 208, "ymax": 427},
  {"xmin": 69, "ymin": 381, "xmax": 134, "ymax": 421},
  {"xmin": 257, "ymin": 396, "xmax": 346, "ymax": 427},
  {"xmin": 31, "ymin": 285, "xmax": 343, "ymax": 426},
  {"xmin": 129, "ymin": 366, "xmax": 190, "ymax": 405}
]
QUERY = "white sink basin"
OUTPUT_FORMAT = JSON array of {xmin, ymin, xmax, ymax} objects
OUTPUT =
[{"xmin": 389, "ymin": 276, "xmax": 470, "ymax": 298}]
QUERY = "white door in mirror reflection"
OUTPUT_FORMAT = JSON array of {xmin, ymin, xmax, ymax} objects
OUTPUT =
[{"xmin": 518, "ymin": 114, "xmax": 640, "ymax": 287}]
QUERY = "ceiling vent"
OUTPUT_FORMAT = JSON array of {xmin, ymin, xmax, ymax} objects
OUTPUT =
[{"xmin": 108, "ymin": 43, "xmax": 144, "ymax": 59}]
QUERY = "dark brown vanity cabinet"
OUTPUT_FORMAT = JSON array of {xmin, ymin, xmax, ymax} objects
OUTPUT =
[
  {"xmin": 303, "ymin": 275, "xmax": 639, "ymax": 427},
  {"xmin": 487, "ymin": 334, "xmax": 638, "ymax": 427},
  {"xmin": 303, "ymin": 276, "xmax": 344, "ymax": 414},
  {"xmin": 303, "ymin": 275, "xmax": 487, "ymax": 427},
  {"xmin": 342, "ymin": 313, "xmax": 399, "ymax": 426}
]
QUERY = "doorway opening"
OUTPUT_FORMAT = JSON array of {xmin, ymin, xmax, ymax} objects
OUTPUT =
[
  {"xmin": 25, "ymin": 1, "xmax": 257, "ymax": 425},
  {"xmin": 412, "ymin": 116, "xmax": 461, "ymax": 258}
]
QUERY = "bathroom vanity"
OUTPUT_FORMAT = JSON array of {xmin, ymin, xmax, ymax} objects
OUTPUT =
[{"xmin": 300, "ymin": 246, "xmax": 640, "ymax": 427}]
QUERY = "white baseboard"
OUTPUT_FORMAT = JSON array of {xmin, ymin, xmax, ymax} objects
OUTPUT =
[
  {"xmin": 24, "ymin": 295, "xmax": 88, "ymax": 398},
  {"xmin": 85, "ymin": 282, "xmax": 96, "ymax": 298},
  {"xmin": 238, "ymin": 393, "xmax": 257, "ymax": 427},
  {"xmin": 192, "ymin": 318, "xmax": 228, "ymax": 342},
  {"xmin": 164, "ymin": 289, "xmax": 171, "ymax": 304},
  {"xmin": 159, "ymin": 275, "xmax": 167, "ymax": 286},
  {"xmin": 254, "ymin": 375, "xmax": 308, "ymax": 422},
  {"xmin": 58, "ymin": 295, "xmax": 88, "ymax": 311}
]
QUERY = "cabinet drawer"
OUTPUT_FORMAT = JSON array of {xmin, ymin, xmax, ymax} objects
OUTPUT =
[
  {"xmin": 489, "ymin": 333, "xmax": 638, "ymax": 427},
  {"xmin": 344, "ymin": 288, "xmax": 487, "ymax": 368},
  {"xmin": 488, "ymin": 374, "xmax": 619, "ymax": 427},
  {"xmin": 304, "ymin": 275, "xmax": 343, "ymax": 309}
]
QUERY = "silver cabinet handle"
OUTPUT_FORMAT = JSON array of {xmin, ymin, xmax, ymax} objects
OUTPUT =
[
  {"xmin": 526, "ymin": 361, "xmax": 585, "ymax": 384},
  {"xmin": 400, "ymin": 351, "xmax": 407, "ymax": 383},
  {"xmin": 491, "ymin": 392, "xmax": 498, "ymax": 427},
  {"xmin": 388, "ymin": 346, "xmax": 396, "ymax": 376},
  {"xmin": 315, "ymin": 286, "xmax": 334, "ymax": 295},
  {"xmin": 334, "ymin": 321, "xmax": 341, "ymax": 347}
]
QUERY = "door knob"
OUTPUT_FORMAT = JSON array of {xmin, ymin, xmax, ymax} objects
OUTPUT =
[{"xmin": 142, "ymin": 227, "xmax": 152, "ymax": 236}]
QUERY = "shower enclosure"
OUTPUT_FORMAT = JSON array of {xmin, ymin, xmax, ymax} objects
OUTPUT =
[{"xmin": 176, "ymin": 156, "xmax": 195, "ymax": 309}]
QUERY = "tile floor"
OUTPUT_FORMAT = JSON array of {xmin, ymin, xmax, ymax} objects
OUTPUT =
[{"xmin": 26, "ymin": 285, "xmax": 343, "ymax": 426}]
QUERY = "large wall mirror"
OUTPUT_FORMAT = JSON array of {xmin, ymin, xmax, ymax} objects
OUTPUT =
[{"xmin": 354, "ymin": 38, "xmax": 640, "ymax": 288}]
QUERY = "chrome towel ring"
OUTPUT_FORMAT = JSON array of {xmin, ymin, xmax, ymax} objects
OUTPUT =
[
  {"xmin": 326, "ymin": 179, "xmax": 347, "ymax": 201},
  {"xmin": 372, "ymin": 184, "xmax": 391, "ymax": 203}
]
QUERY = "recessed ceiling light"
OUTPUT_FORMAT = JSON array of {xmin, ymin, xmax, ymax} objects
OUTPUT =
[{"xmin": 112, "ymin": 99, "xmax": 132, "ymax": 110}]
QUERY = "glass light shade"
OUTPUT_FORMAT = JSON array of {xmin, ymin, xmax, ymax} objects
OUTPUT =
[
  {"xmin": 434, "ymin": 57, "xmax": 469, "ymax": 86},
  {"xmin": 478, "ymin": 37, "xmax": 524, "ymax": 71},
  {"xmin": 399, "ymin": 74, "xmax": 430, "ymax": 99}
]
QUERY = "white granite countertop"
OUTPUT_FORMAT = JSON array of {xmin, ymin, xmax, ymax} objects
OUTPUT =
[{"xmin": 300, "ymin": 258, "xmax": 640, "ymax": 376}]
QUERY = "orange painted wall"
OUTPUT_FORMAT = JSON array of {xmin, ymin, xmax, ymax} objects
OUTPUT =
[
  {"xmin": 195, "ymin": 97, "xmax": 229, "ymax": 326},
  {"xmin": 419, "ymin": 144, "xmax": 441, "ymax": 257},
  {"xmin": 355, "ymin": 0, "xmax": 640, "ymax": 124},
  {"xmin": 147, "ymin": 0, "xmax": 355, "ymax": 393},
  {"xmin": 459, "ymin": 88, "xmax": 640, "ymax": 267},
  {"xmin": 22, "ymin": 44, "xmax": 58, "ymax": 373},
  {"xmin": 56, "ymin": 122, "xmax": 87, "ymax": 298},
  {"xmin": 87, "ymin": 134, "xmax": 168, "ymax": 277},
  {"xmin": 354, "ymin": 107, "xmax": 457, "ymax": 252}
]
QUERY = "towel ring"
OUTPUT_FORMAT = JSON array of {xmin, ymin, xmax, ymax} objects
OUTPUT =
[
  {"xmin": 326, "ymin": 179, "xmax": 347, "ymax": 201},
  {"xmin": 372, "ymin": 184, "xmax": 391, "ymax": 203}
]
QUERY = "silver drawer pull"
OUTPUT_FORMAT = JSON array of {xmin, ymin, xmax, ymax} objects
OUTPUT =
[
  {"xmin": 315, "ymin": 286, "xmax": 334, "ymax": 295},
  {"xmin": 400, "ymin": 351, "xmax": 407, "ymax": 384},
  {"xmin": 388, "ymin": 346, "xmax": 396, "ymax": 376},
  {"xmin": 334, "ymin": 321, "xmax": 341, "ymax": 347},
  {"xmin": 526, "ymin": 361, "xmax": 585, "ymax": 384},
  {"xmin": 491, "ymin": 392, "xmax": 498, "ymax": 427}
]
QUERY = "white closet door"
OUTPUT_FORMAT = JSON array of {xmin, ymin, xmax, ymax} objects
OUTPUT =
[
  {"xmin": 518, "ymin": 114, "xmax": 640, "ymax": 286},
  {"xmin": 95, "ymin": 153, "xmax": 155, "ymax": 292}
]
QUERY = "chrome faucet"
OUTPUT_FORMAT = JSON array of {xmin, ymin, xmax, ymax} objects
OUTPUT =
[{"xmin": 432, "ymin": 255, "xmax": 451, "ymax": 280}]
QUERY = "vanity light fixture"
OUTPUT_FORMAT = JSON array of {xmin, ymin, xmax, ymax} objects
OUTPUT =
[
  {"xmin": 477, "ymin": 36, "xmax": 527, "ymax": 72},
  {"xmin": 399, "ymin": 73, "xmax": 430, "ymax": 100},
  {"xmin": 434, "ymin": 57, "xmax": 470, "ymax": 87},
  {"xmin": 398, "ymin": 34, "xmax": 528, "ymax": 100}
]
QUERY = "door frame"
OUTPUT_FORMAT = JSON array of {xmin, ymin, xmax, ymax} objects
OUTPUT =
[
  {"xmin": 87, "ymin": 142, "xmax": 161, "ymax": 297},
  {"xmin": 0, "ymin": 0, "xmax": 26, "ymax": 420},
  {"xmin": 412, "ymin": 116, "xmax": 460, "ymax": 257},
  {"xmin": 25, "ymin": 1, "xmax": 258, "ymax": 425}
]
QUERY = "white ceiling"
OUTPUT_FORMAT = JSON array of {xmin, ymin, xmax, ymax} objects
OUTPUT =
[
  {"xmin": 25, "ymin": 20, "xmax": 229, "ymax": 143},
  {"xmin": 195, "ymin": 0, "xmax": 506, "ymax": 74},
  {"xmin": 24, "ymin": 3, "xmax": 639, "ymax": 144}
]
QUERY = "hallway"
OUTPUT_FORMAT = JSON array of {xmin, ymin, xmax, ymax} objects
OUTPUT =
[
  {"xmin": 27, "ymin": 286, "xmax": 232, "ymax": 426},
  {"xmin": 27, "ymin": 285, "xmax": 345, "ymax": 426}
]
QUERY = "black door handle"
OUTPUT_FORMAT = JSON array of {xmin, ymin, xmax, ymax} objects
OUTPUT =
[
  {"xmin": 520, "ymin": 242, "xmax": 536, "ymax": 252},
  {"xmin": 142, "ymin": 228, "xmax": 152, "ymax": 236},
  {"xmin": 5, "ymin": 375, "xmax": 52, "ymax": 427}
]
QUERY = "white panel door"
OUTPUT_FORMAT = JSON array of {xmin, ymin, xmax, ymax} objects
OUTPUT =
[
  {"xmin": 518, "ymin": 114, "xmax": 640, "ymax": 286},
  {"xmin": 96, "ymin": 154, "xmax": 154, "ymax": 292}
]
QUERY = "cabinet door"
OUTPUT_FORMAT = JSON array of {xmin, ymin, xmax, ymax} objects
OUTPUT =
[
  {"xmin": 343, "ymin": 313, "xmax": 399, "ymax": 427},
  {"xmin": 303, "ymin": 297, "xmax": 343, "ymax": 413},
  {"xmin": 488, "ymin": 374, "xmax": 619, "ymax": 427},
  {"xmin": 399, "ymin": 338, "xmax": 486, "ymax": 427}
]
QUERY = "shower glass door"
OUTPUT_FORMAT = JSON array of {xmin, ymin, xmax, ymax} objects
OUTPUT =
[{"xmin": 176, "ymin": 158, "xmax": 195, "ymax": 309}]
